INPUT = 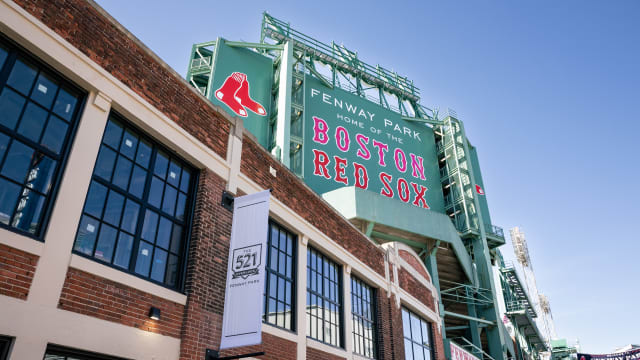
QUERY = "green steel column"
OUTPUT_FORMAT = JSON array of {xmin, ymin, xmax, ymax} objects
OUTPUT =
[
  {"xmin": 424, "ymin": 252, "xmax": 446, "ymax": 339},
  {"xmin": 272, "ymin": 40, "xmax": 293, "ymax": 166},
  {"xmin": 466, "ymin": 299, "xmax": 483, "ymax": 359},
  {"xmin": 457, "ymin": 118, "xmax": 507, "ymax": 360}
]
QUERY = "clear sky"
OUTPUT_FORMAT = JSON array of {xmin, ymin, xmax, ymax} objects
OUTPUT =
[{"xmin": 95, "ymin": 0, "xmax": 640, "ymax": 353}]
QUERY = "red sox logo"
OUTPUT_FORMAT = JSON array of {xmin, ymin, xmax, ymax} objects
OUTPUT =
[
  {"xmin": 215, "ymin": 72, "xmax": 266, "ymax": 118},
  {"xmin": 475, "ymin": 184, "xmax": 485, "ymax": 195}
]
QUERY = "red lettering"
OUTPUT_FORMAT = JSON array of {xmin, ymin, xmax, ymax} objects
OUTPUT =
[
  {"xmin": 394, "ymin": 148, "xmax": 407, "ymax": 172},
  {"xmin": 379, "ymin": 172, "xmax": 393, "ymax": 198},
  {"xmin": 353, "ymin": 162, "xmax": 369, "ymax": 190},
  {"xmin": 397, "ymin": 178, "xmax": 410, "ymax": 203},
  {"xmin": 411, "ymin": 182, "xmax": 429, "ymax": 209},
  {"xmin": 335, "ymin": 126, "xmax": 350, "ymax": 152},
  {"xmin": 312, "ymin": 149, "xmax": 331, "ymax": 179},
  {"xmin": 410, "ymin": 154, "xmax": 426, "ymax": 180},
  {"xmin": 334, "ymin": 156, "xmax": 348, "ymax": 185},
  {"xmin": 355, "ymin": 133, "xmax": 371, "ymax": 160},
  {"xmin": 372, "ymin": 140, "xmax": 389, "ymax": 166},
  {"xmin": 312, "ymin": 116, "xmax": 329, "ymax": 144}
]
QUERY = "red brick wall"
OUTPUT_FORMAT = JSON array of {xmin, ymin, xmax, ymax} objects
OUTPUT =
[
  {"xmin": 398, "ymin": 267, "xmax": 436, "ymax": 312},
  {"xmin": 13, "ymin": 0, "xmax": 232, "ymax": 160},
  {"xmin": 0, "ymin": 243, "xmax": 38, "ymax": 300},
  {"xmin": 58, "ymin": 267, "xmax": 184, "ymax": 338},
  {"xmin": 306, "ymin": 346, "xmax": 345, "ymax": 360},
  {"xmin": 376, "ymin": 291, "xmax": 405, "ymax": 360},
  {"xmin": 399, "ymin": 249, "xmax": 431, "ymax": 283},
  {"xmin": 432, "ymin": 324, "xmax": 447, "ymax": 360},
  {"xmin": 241, "ymin": 138, "xmax": 385, "ymax": 276}
]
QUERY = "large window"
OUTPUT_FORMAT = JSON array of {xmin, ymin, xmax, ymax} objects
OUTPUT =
[
  {"xmin": 72, "ymin": 114, "xmax": 196, "ymax": 290},
  {"xmin": 306, "ymin": 246, "xmax": 342, "ymax": 347},
  {"xmin": 0, "ymin": 336, "xmax": 11, "ymax": 360},
  {"xmin": 0, "ymin": 37, "xmax": 84, "ymax": 238},
  {"xmin": 263, "ymin": 220, "xmax": 296, "ymax": 330},
  {"xmin": 351, "ymin": 277, "xmax": 376, "ymax": 358},
  {"xmin": 402, "ymin": 307, "xmax": 434, "ymax": 360},
  {"xmin": 44, "ymin": 344, "xmax": 125, "ymax": 360}
]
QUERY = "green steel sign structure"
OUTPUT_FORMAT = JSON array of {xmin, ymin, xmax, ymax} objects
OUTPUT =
[{"xmin": 184, "ymin": 12, "xmax": 539, "ymax": 360}]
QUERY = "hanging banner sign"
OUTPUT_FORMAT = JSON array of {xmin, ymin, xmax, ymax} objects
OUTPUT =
[
  {"xmin": 578, "ymin": 350, "xmax": 640, "ymax": 360},
  {"xmin": 450, "ymin": 341, "xmax": 480, "ymax": 360},
  {"xmin": 220, "ymin": 190, "xmax": 271, "ymax": 350}
]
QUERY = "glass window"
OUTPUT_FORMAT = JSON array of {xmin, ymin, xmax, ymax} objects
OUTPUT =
[
  {"xmin": 352, "ymin": 277, "xmax": 376, "ymax": 358},
  {"xmin": 0, "ymin": 335, "xmax": 11, "ymax": 360},
  {"xmin": 306, "ymin": 246, "xmax": 342, "ymax": 347},
  {"xmin": 0, "ymin": 39, "xmax": 84, "ymax": 238},
  {"xmin": 72, "ymin": 114, "xmax": 196, "ymax": 289},
  {"xmin": 402, "ymin": 307, "xmax": 433, "ymax": 360},
  {"xmin": 44, "ymin": 344, "xmax": 125, "ymax": 360},
  {"xmin": 263, "ymin": 221, "xmax": 296, "ymax": 330}
]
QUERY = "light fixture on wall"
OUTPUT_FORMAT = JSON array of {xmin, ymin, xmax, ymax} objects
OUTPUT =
[{"xmin": 148, "ymin": 307, "xmax": 161, "ymax": 321}]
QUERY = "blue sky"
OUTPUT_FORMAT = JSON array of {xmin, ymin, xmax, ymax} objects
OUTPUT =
[{"xmin": 95, "ymin": 0, "xmax": 640, "ymax": 353}]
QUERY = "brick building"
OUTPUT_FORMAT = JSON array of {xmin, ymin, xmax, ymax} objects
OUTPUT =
[{"xmin": 0, "ymin": 0, "xmax": 445, "ymax": 359}]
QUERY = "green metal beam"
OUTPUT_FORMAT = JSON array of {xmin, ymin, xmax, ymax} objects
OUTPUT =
[
  {"xmin": 401, "ymin": 115, "xmax": 443, "ymax": 126},
  {"xmin": 302, "ymin": 58, "xmax": 333, "ymax": 89},
  {"xmin": 365, "ymin": 221, "xmax": 375, "ymax": 237},
  {"xmin": 443, "ymin": 311, "xmax": 495, "ymax": 326},
  {"xmin": 224, "ymin": 40, "xmax": 283, "ymax": 51},
  {"xmin": 370, "ymin": 231, "xmax": 426, "ymax": 249}
]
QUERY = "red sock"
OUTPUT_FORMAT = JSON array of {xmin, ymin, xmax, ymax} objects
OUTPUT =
[
  {"xmin": 215, "ymin": 72, "xmax": 247, "ymax": 117},
  {"xmin": 235, "ymin": 78, "xmax": 266, "ymax": 116}
]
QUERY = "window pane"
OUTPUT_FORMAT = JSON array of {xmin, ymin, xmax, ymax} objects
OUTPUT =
[
  {"xmin": 40, "ymin": 115, "xmax": 68, "ymax": 154},
  {"xmin": 0, "ymin": 88, "xmax": 26, "ymax": 130},
  {"xmin": 135, "ymin": 139, "xmax": 152, "ymax": 168},
  {"xmin": 0, "ymin": 46, "xmax": 7, "ymax": 68},
  {"xmin": 156, "ymin": 216, "xmax": 171, "ymax": 249},
  {"xmin": 120, "ymin": 129, "xmax": 138, "ymax": 160},
  {"xmin": 103, "ymin": 119, "xmax": 123, "ymax": 149},
  {"xmin": 30, "ymin": 72, "xmax": 58, "ymax": 109},
  {"xmin": 103, "ymin": 190, "xmax": 124, "ymax": 227},
  {"xmin": 153, "ymin": 150, "xmax": 169, "ymax": 179},
  {"xmin": 134, "ymin": 241, "xmax": 153, "ymax": 276},
  {"xmin": 94, "ymin": 145, "xmax": 117, "ymax": 181},
  {"xmin": 7, "ymin": 59, "xmax": 37, "ymax": 95},
  {"xmin": 150, "ymin": 248, "xmax": 168, "ymax": 282},
  {"xmin": 179, "ymin": 168, "xmax": 191, "ymax": 192},
  {"xmin": 411, "ymin": 314, "xmax": 422, "ymax": 342},
  {"xmin": 84, "ymin": 181, "xmax": 107, "ymax": 218},
  {"xmin": 0, "ymin": 133, "xmax": 10, "ymax": 163},
  {"xmin": 128, "ymin": 165, "xmax": 147, "ymax": 198},
  {"xmin": 12, "ymin": 189, "xmax": 46, "ymax": 234},
  {"xmin": 165, "ymin": 254, "xmax": 179, "ymax": 287},
  {"xmin": 74, "ymin": 215, "xmax": 99, "ymax": 255},
  {"xmin": 421, "ymin": 321, "xmax": 430, "ymax": 346},
  {"xmin": 52, "ymin": 88, "xmax": 78, "ymax": 121},
  {"xmin": 147, "ymin": 176, "xmax": 164, "ymax": 208},
  {"xmin": 121, "ymin": 199, "xmax": 140, "ymax": 234},
  {"xmin": 141, "ymin": 210, "xmax": 158, "ymax": 241},
  {"xmin": 161, "ymin": 184, "xmax": 177, "ymax": 216},
  {"xmin": 17, "ymin": 102, "xmax": 48, "ymax": 142},
  {"xmin": 113, "ymin": 232, "xmax": 134, "ymax": 269},
  {"xmin": 175, "ymin": 192, "xmax": 187, "ymax": 221},
  {"xmin": 1, "ymin": 140, "xmax": 34, "ymax": 183},
  {"xmin": 94, "ymin": 224, "xmax": 117, "ymax": 262},
  {"xmin": 169, "ymin": 224, "xmax": 182, "ymax": 253},
  {"xmin": 26, "ymin": 153, "xmax": 56, "ymax": 194},
  {"xmin": 0, "ymin": 178, "xmax": 20, "ymax": 225},
  {"xmin": 402, "ymin": 308, "xmax": 411, "ymax": 339},
  {"xmin": 413, "ymin": 343, "xmax": 425, "ymax": 360}
]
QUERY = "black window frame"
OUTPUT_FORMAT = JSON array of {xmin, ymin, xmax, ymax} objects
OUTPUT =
[
  {"xmin": 0, "ymin": 34, "xmax": 86, "ymax": 240},
  {"xmin": 0, "ymin": 335, "xmax": 12, "ymax": 360},
  {"xmin": 44, "ymin": 344, "xmax": 127, "ymax": 360},
  {"xmin": 402, "ymin": 307, "xmax": 434, "ymax": 360},
  {"xmin": 263, "ymin": 219, "xmax": 297, "ymax": 331},
  {"xmin": 306, "ymin": 246, "xmax": 344, "ymax": 348},
  {"xmin": 71, "ymin": 112, "xmax": 198, "ymax": 292},
  {"xmin": 351, "ymin": 276, "xmax": 377, "ymax": 359}
]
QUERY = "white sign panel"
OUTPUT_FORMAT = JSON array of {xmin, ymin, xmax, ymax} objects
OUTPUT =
[
  {"xmin": 220, "ymin": 190, "xmax": 270, "ymax": 349},
  {"xmin": 450, "ymin": 341, "xmax": 480, "ymax": 360}
]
